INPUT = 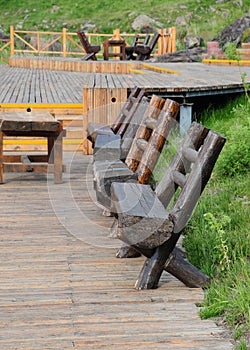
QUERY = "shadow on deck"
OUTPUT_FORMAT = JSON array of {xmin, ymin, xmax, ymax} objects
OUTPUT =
[{"xmin": 0, "ymin": 152, "xmax": 233, "ymax": 349}]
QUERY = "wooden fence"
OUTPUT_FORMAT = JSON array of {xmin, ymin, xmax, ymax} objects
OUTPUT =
[{"xmin": 0, "ymin": 26, "xmax": 176, "ymax": 58}]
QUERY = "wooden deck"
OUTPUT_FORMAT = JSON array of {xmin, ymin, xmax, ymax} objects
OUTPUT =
[
  {"xmin": 0, "ymin": 153, "xmax": 234, "ymax": 349},
  {"xmin": 1, "ymin": 62, "xmax": 250, "ymax": 106}
]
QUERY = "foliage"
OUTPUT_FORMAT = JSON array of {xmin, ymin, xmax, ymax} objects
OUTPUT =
[
  {"xmin": 224, "ymin": 42, "xmax": 241, "ymax": 61},
  {"xmin": 0, "ymin": 0, "xmax": 250, "ymax": 43},
  {"xmin": 242, "ymin": 28, "xmax": 250, "ymax": 43},
  {"xmin": 198, "ymin": 95, "xmax": 250, "ymax": 178},
  {"xmin": 182, "ymin": 94, "xmax": 250, "ymax": 348}
]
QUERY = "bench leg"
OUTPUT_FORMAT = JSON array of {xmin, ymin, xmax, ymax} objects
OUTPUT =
[
  {"xmin": 117, "ymin": 243, "xmax": 210, "ymax": 288},
  {"xmin": 53, "ymin": 125, "xmax": 63, "ymax": 184},
  {"xmin": 0, "ymin": 131, "xmax": 3, "ymax": 184},
  {"xmin": 135, "ymin": 234, "xmax": 180, "ymax": 290},
  {"xmin": 165, "ymin": 249, "xmax": 210, "ymax": 288},
  {"xmin": 48, "ymin": 136, "xmax": 54, "ymax": 163},
  {"xmin": 116, "ymin": 242, "xmax": 141, "ymax": 258}
]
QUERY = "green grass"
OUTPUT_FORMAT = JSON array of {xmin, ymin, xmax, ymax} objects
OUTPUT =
[
  {"xmin": 183, "ymin": 95, "xmax": 250, "ymax": 348},
  {"xmin": 0, "ymin": 0, "xmax": 250, "ymax": 44},
  {"xmin": 153, "ymin": 94, "xmax": 250, "ymax": 348}
]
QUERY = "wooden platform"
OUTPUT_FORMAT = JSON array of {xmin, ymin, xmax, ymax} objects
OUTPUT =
[
  {"xmin": 8, "ymin": 56, "xmax": 142, "ymax": 74},
  {"xmin": 1, "ymin": 62, "xmax": 250, "ymax": 105},
  {"xmin": 1, "ymin": 62, "xmax": 250, "ymax": 153},
  {"xmin": 0, "ymin": 152, "xmax": 234, "ymax": 349}
]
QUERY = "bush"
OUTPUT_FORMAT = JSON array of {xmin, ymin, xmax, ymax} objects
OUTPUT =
[{"xmin": 216, "ymin": 120, "xmax": 250, "ymax": 177}]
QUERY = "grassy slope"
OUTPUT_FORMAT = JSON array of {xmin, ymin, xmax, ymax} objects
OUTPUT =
[
  {"xmin": 183, "ymin": 96, "xmax": 250, "ymax": 349},
  {"xmin": 0, "ymin": 0, "xmax": 250, "ymax": 43},
  {"xmin": 154, "ymin": 94, "xmax": 250, "ymax": 349}
]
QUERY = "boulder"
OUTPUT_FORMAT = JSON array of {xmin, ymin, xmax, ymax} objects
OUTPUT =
[
  {"xmin": 212, "ymin": 15, "xmax": 250, "ymax": 47},
  {"xmin": 131, "ymin": 14, "xmax": 163, "ymax": 32}
]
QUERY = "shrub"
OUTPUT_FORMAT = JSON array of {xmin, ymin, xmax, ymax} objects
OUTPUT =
[{"xmin": 215, "ymin": 107, "xmax": 250, "ymax": 178}]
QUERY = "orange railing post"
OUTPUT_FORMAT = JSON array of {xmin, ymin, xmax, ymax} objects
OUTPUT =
[
  {"xmin": 10, "ymin": 25, "xmax": 15, "ymax": 56},
  {"xmin": 62, "ymin": 27, "xmax": 67, "ymax": 57}
]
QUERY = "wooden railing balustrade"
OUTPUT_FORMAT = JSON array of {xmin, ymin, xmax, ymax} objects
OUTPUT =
[{"xmin": 0, "ymin": 26, "xmax": 176, "ymax": 58}]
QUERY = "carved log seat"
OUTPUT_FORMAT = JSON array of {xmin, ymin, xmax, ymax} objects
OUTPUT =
[{"xmin": 110, "ymin": 122, "xmax": 226, "ymax": 289}]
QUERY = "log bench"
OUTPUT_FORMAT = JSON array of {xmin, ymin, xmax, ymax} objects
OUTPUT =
[
  {"xmin": 110, "ymin": 122, "xmax": 226, "ymax": 289},
  {"xmin": 93, "ymin": 96, "xmax": 179, "ymax": 210},
  {"xmin": 87, "ymin": 86, "xmax": 147, "ymax": 160},
  {"xmin": 0, "ymin": 111, "xmax": 65, "ymax": 184}
]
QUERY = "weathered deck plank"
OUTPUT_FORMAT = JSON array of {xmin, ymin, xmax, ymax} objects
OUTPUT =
[{"xmin": 0, "ymin": 152, "xmax": 233, "ymax": 349}]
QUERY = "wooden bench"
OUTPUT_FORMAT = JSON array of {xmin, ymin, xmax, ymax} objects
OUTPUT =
[
  {"xmin": 125, "ymin": 34, "xmax": 150, "ymax": 60},
  {"xmin": 87, "ymin": 86, "xmax": 146, "ymax": 145},
  {"xmin": 87, "ymin": 86, "xmax": 147, "ymax": 161},
  {"xmin": 110, "ymin": 122, "xmax": 226, "ymax": 289},
  {"xmin": 93, "ymin": 96, "xmax": 179, "ymax": 210},
  {"xmin": 0, "ymin": 111, "xmax": 65, "ymax": 184},
  {"xmin": 134, "ymin": 33, "xmax": 160, "ymax": 60},
  {"xmin": 76, "ymin": 30, "xmax": 101, "ymax": 61}
]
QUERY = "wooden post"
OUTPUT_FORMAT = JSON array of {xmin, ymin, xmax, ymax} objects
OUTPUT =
[
  {"xmin": 37, "ymin": 31, "xmax": 40, "ymax": 53},
  {"xmin": 83, "ymin": 87, "xmax": 91, "ymax": 155},
  {"xmin": 112, "ymin": 29, "xmax": 122, "ymax": 60},
  {"xmin": 0, "ymin": 130, "xmax": 3, "ymax": 183},
  {"xmin": 158, "ymin": 28, "xmax": 167, "ymax": 55},
  {"xmin": 171, "ymin": 27, "xmax": 177, "ymax": 53},
  {"xmin": 10, "ymin": 26, "xmax": 14, "ymax": 57},
  {"xmin": 54, "ymin": 123, "xmax": 63, "ymax": 184},
  {"xmin": 62, "ymin": 28, "xmax": 67, "ymax": 58}
]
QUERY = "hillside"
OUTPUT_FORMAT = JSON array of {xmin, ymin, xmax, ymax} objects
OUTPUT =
[{"xmin": 0, "ymin": 0, "xmax": 250, "ymax": 45}]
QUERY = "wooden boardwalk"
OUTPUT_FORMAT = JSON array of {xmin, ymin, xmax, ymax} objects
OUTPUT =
[
  {"xmin": 1, "ymin": 62, "xmax": 250, "ymax": 105},
  {"xmin": 0, "ymin": 152, "xmax": 234, "ymax": 349}
]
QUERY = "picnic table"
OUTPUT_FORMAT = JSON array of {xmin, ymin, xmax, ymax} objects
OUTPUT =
[
  {"xmin": 103, "ymin": 39, "xmax": 126, "ymax": 60},
  {"xmin": 0, "ymin": 111, "xmax": 64, "ymax": 184}
]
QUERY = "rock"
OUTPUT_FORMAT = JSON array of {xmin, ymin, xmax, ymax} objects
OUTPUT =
[
  {"xmin": 51, "ymin": 6, "xmax": 60, "ymax": 13},
  {"xmin": 185, "ymin": 36, "xmax": 204, "ymax": 49},
  {"xmin": 175, "ymin": 16, "xmax": 187, "ymax": 26},
  {"xmin": 16, "ymin": 22, "xmax": 24, "ymax": 30},
  {"xmin": 150, "ymin": 47, "xmax": 206, "ymax": 63},
  {"xmin": 0, "ymin": 29, "xmax": 9, "ymax": 40},
  {"xmin": 79, "ymin": 22, "xmax": 96, "ymax": 32},
  {"xmin": 212, "ymin": 15, "xmax": 250, "ymax": 47},
  {"xmin": 131, "ymin": 14, "xmax": 163, "ymax": 31}
]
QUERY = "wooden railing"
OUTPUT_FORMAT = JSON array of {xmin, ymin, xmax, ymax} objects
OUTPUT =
[{"xmin": 0, "ymin": 26, "xmax": 176, "ymax": 58}]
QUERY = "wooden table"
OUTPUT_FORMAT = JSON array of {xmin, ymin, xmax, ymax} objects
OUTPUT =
[
  {"xmin": 0, "ymin": 112, "xmax": 64, "ymax": 184},
  {"xmin": 103, "ymin": 39, "xmax": 126, "ymax": 60}
]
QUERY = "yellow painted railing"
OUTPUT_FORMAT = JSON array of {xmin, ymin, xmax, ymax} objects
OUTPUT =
[{"xmin": 0, "ymin": 26, "xmax": 176, "ymax": 58}]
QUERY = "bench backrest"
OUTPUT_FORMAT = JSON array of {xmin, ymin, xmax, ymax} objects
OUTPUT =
[
  {"xmin": 155, "ymin": 122, "xmax": 226, "ymax": 233},
  {"xmin": 148, "ymin": 33, "xmax": 160, "ymax": 51},
  {"xmin": 131, "ymin": 34, "xmax": 151, "ymax": 47},
  {"xmin": 76, "ymin": 30, "xmax": 93, "ymax": 53},
  {"xmin": 111, "ymin": 86, "xmax": 146, "ymax": 135},
  {"xmin": 125, "ymin": 96, "xmax": 179, "ymax": 183}
]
